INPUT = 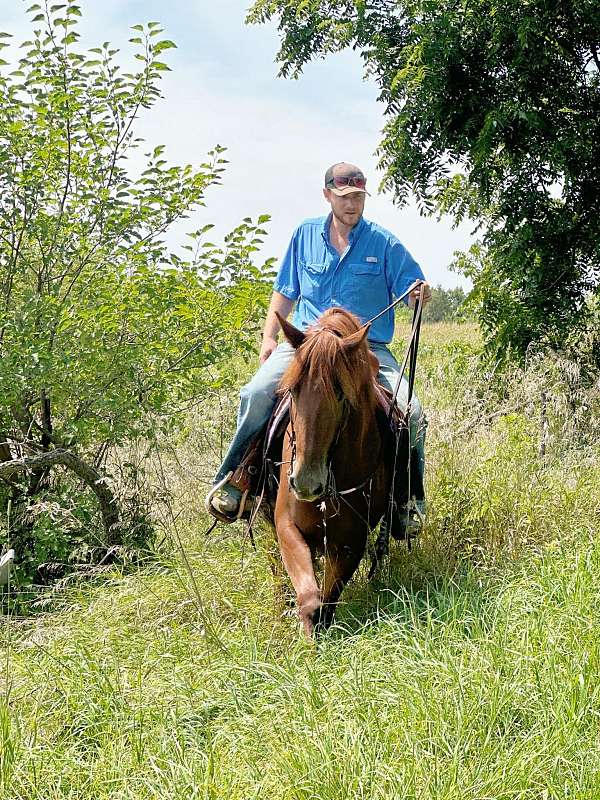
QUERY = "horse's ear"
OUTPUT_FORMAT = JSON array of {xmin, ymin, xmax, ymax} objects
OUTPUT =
[
  {"xmin": 368, "ymin": 350, "xmax": 380, "ymax": 378},
  {"xmin": 341, "ymin": 324, "xmax": 370, "ymax": 354},
  {"xmin": 276, "ymin": 311, "xmax": 306, "ymax": 349}
]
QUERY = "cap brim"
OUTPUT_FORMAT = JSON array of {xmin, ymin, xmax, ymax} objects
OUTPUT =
[{"xmin": 329, "ymin": 186, "xmax": 371, "ymax": 197}]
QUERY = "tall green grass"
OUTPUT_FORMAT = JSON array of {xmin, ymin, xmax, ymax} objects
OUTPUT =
[{"xmin": 2, "ymin": 322, "xmax": 600, "ymax": 799}]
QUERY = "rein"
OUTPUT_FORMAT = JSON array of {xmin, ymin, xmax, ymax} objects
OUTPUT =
[
  {"xmin": 361, "ymin": 278, "xmax": 423, "ymax": 329},
  {"xmin": 361, "ymin": 277, "xmax": 425, "ymax": 420},
  {"xmin": 388, "ymin": 285, "xmax": 424, "ymax": 422}
]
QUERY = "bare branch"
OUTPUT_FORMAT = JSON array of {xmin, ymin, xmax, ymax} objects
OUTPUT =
[{"xmin": 0, "ymin": 448, "xmax": 121, "ymax": 543}]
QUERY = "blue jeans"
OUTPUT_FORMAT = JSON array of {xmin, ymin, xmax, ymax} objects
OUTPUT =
[{"xmin": 214, "ymin": 342, "xmax": 427, "ymax": 501}]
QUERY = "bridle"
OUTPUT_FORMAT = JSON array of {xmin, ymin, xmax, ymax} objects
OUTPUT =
[
  {"xmin": 237, "ymin": 280, "xmax": 423, "ymax": 548},
  {"xmin": 286, "ymin": 388, "xmax": 377, "ymax": 499}
]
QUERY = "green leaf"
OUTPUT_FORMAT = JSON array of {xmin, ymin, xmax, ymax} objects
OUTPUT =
[{"xmin": 153, "ymin": 39, "xmax": 177, "ymax": 52}]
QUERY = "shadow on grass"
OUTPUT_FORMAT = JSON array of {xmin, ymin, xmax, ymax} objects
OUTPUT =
[{"xmin": 318, "ymin": 536, "xmax": 505, "ymax": 643}]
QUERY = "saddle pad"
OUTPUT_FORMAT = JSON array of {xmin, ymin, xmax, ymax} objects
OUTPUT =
[{"xmin": 265, "ymin": 393, "xmax": 291, "ymax": 454}]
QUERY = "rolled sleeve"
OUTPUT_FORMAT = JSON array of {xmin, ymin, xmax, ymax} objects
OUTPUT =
[
  {"xmin": 386, "ymin": 237, "xmax": 426, "ymax": 304},
  {"xmin": 273, "ymin": 228, "xmax": 300, "ymax": 301}
]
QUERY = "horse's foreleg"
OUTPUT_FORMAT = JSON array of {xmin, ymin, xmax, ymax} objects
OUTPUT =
[
  {"xmin": 318, "ymin": 544, "xmax": 364, "ymax": 631},
  {"xmin": 275, "ymin": 518, "xmax": 320, "ymax": 638}
]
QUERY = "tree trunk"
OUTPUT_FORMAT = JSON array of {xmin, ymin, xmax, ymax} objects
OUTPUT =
[
  {"xmin": 0, "ymin": 448, "xmax": 121, "ymax": 544},
  {"xmin": 0, "ymin": 435, "xmax": 11, "ymax": 464},
  {"xmin": 28, "ymin": 389, "xmax": 53, "ymax": 496}
]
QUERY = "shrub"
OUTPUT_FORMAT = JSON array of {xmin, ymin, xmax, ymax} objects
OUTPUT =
[{"xmin": 0, "ymin": 3, "xmax": 274, "ymax": 587}]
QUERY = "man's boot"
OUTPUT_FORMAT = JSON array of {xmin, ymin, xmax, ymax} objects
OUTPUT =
[
  {"xmin": 210, "ymin": 480, "xmax": 243, "ymax": 518},
  {"xmin": 205, "ymin": 434, "xmax": 264, "ymax": 523}
]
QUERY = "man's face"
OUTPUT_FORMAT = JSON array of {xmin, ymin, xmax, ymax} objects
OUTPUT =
[{"xmin": 323, "ymin": 187, "xmax": 365, "ymax": 227}]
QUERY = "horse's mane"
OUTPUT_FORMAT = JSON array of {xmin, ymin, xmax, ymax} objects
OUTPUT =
[{"xmin": 280, "ymin": 308, "xmax": 376, "ymax": 413}]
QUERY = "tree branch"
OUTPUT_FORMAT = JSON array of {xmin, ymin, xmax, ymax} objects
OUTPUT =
[{"xmin": 0, "ymin": 448, "xmax": 121, "ymax": 544}]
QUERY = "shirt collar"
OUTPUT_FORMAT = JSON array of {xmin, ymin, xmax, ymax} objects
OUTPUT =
[{"xmin": 321, "ymin": 213, "xmax": 365, "ymax": 246}]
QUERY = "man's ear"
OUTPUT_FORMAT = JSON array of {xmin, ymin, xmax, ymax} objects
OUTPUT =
[{"xmin": 275, "ymin": 311, "xmax": 306, "ymax": 349}]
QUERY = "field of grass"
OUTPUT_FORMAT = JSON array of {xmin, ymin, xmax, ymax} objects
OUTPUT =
[{"xmin": 2, "ymin": 322, "xmax": 600, "ymax": 799}]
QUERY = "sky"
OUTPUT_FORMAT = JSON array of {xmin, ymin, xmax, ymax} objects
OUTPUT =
[{"xmin": 2, "ymin": 0, "xmax": 473, "ymax": 288}]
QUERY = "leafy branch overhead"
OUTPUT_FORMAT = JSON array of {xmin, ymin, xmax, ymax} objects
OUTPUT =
[
  {"xmin": 0, "ymin": 2, "xmax": 274, "ymax": 582},
  {"xmin": 249, "ymin": 0, "xmax": 600, "ymax": 358}
]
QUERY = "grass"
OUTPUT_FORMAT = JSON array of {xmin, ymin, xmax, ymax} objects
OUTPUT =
[{"xmin": 2, "ymin": 321, "xmax": 600, "ymax": 799}]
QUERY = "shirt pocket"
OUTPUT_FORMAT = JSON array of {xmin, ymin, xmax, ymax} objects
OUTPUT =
[
  {"xmin": 299, "ymin": 261, "xmax": 328, "ymax": 304},
  {"xmin": 344, "ymin": 261, "xmax": 388, "ymax": 316},
  {"xmin": 347, "ymin": 262, "xmax": 383, "ymax": 278}
]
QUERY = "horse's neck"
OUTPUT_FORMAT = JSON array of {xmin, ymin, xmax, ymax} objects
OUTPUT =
[{"xmin": 331, "ymin": 402, "xmax": 380, "ymax": 485}]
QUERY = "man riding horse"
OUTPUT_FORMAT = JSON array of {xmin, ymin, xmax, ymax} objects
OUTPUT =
[{"xmin": 206, "ymin": 162, "xmax": 432, "ymax": 530}]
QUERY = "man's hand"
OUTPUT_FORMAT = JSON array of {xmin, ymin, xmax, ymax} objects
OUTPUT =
[
  {"xmin": 259, "ymin": 336, "xmax": 278, "ymax": 364},
  {"xmin": 408, "ymin": 281, "xmax": 432, "ymax": 309},
  {"xmin": 259, "ymin": 291, "xmax": 294, "ymax": 364}
]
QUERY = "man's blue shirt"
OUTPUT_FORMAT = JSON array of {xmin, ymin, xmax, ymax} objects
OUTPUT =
[{"xmin": 273, "ymin": 214, "xmax": 425, "ymax": 344}]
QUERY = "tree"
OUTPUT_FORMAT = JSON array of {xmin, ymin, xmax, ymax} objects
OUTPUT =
[
  {"xmin": 0, "ymin": 3, "xmax": 273, "ymax": 582},
  {"xmin": 248, "ymin": 0, "xmax": 600, "ymax": 359},
  {"xmin": 422, "ymin": 285, "xmax": 469, "ymax": 323}
]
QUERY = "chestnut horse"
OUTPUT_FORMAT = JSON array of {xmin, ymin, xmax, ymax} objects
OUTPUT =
[{"xmin": 269, "ymin": 307, "xmax": 400, "ymax": 638}]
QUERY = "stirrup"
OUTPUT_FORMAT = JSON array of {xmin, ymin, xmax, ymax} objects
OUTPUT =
[
  {"xmin": 204, "ymin": 472, "xmax": 250, "ymax": 524},
  {"xmin": 390, "ymin": 497, "xmax": 425, "ymax": 541},
  {"xmin": 407, "ymin": 497, "xmax": 425, "ymax": 526}
]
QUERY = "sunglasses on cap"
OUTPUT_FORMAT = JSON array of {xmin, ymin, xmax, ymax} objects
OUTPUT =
[{"xmin": 326, "ymin": 174, "xmax": 367, "ymax": 190}]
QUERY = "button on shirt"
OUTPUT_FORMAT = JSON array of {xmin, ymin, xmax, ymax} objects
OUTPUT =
[{"xmin": 273, "ymin": 214, "xmax": 426, "ymax": 343}]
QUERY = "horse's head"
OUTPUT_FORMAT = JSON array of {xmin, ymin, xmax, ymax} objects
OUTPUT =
[{"xmin": 277, "ymin": 308, "xmax": 379, "ymax": 502}]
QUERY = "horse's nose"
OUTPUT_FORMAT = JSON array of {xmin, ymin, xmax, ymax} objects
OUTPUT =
[{"xmin": 289, "ymin": 475, "xmax": 325, "ymax": 501}]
